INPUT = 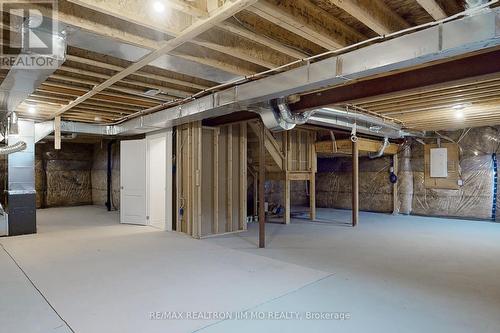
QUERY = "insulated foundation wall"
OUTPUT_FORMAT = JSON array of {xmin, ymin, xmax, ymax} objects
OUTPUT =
[
  {"xmin": 35, "ymin": 142, "xmax": 93, "ymax": 208},
  {"xmin": 316, "ymin": 156, "xmax": 393, "ymax": 213},
  {"xmin": 92, "ymin": 141, "xmax": 120, "ymax": 210},
  {"xmin": 316, "ymin": 126, "xmax": 499, "ymax": 221}
]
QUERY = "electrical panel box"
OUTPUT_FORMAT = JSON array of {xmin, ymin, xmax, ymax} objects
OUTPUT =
[{"xmin": 430, "ymin": 148, "xmax": 448, "ymax": 178}]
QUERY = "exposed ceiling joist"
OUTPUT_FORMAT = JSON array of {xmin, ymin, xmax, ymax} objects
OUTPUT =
[
  {"xmin": 54, "ymin": 0, "xmax": 259, "ymax": 117},
  {"xmin": 216, "ymin": 21, "xmax": 308, "ymax": 59},
  {"xmin": 247, "ymin": 0, "xmax": 366, "ymax": 50},
  {"xmin": 66, "ymin": 0, "xmax": 285, "ymax": 71},
  {"xmin": 415, "ymin": 0, "xmax": 447, "ymax": 20},
  {"xmin": 22, "ymin": 2, "xmax": 256, "ymax": 82},
  {"xmin": 65, "ymin": 55, "xmax": 210, "ymax": 90},
  {"xmin": 325, "ymin": 0, "xmax": 409, "ymax": 35},
  {"xmin": 58, "ymin": 65, "xmax": 192, "ymax": 98},
  {"xmin": 66, "ymin": 0, "xmax": 190, "ymax": 36}
]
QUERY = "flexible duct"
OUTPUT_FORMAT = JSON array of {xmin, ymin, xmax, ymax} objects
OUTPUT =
[
  {"xmin": 0, "ymin": 141, "xmax": 27, "ymax": 155},
  {"xmin": 274, "ymin": 98, "xmax": 315, "ymax": 126},
  {"xmin": 368, "ymin": 137, "xmax": 389, "ymax": 159}
]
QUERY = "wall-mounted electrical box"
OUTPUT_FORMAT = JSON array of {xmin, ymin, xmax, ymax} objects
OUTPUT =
[
  {"xmin": 424, "ymin": 143, "xmax": 460, "ymax": 189},
  {"xmin": 430, "ymin": 148, "xmax": 448, "ymax": 178}
]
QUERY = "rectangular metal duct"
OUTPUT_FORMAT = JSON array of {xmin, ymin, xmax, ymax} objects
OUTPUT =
[
  {"xmin": 7, "ymin": 119, "xmax": 36, "ymax": 235},
  {"xmin": 111, "ymin": 8, "xmax": 500, "ymax": 135},
  {"xmin": 0, "ymin": 31, "xmax": 66, "ymax": 120},
  {"xmin": 36, "ymin": 8, "xmax": 498, "ymax": 141}
]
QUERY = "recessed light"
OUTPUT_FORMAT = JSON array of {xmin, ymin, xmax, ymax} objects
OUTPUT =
[
  {"xmin": 455, "ymin": 110, "xmax": 464, "ymax": 119},
  {"xmin": 94, "ymin": 116, "xmax": 102, "ymax": 122},
  {"xmin": 153, "ymin": 1, "xmax": 166, "ymax": 13}
]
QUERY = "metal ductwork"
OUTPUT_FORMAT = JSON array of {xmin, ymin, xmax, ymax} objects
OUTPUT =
[
  {"xmin": 258, "ymin": 98, "xmax": 316, "ymax": 132},
  {"xmin": 368, "ymin": 137, "xmax": 389, "ymax": 159},
  {"xmin": 0, "ymin": 25, "xmax": 66, "ymax": 123},
  {"xmin": 32, "ymin": 8, "xmax": 499, "ymax": 140},
  {"xmin": 0, "ymin": 141, "xmax": 27, "ymax": 155}
]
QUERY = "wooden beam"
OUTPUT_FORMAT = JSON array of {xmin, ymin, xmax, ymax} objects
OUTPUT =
[
  {"xmin": 53, "ymin": 0, "xmax": 258, "ymax": 117},
  {"xmin": 326, "ymin": 0, "xmax": 409, "ymax": 35},
  {"xmin": 416, "ymin": 0, "xmax": 447, "ymax": 20},
  {"xmin": 315, "ymin": 138, "xmax": 399, "ymax": 155},
  {"xmin": 259, "ymin": 120, "xmax": 266, "ymax": 248},
  {"xmin": 291, "ymin": 50, "xmax": 500, "ymax": 112},
  {"xmin": 248, "ymin": 0, "xmax": 365, "ymax": 50},
  {"xmin": 352, "ymin": 139, "xmax": 359, "ymax": 227}
]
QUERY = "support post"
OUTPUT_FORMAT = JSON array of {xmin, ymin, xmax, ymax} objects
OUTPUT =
[
  {"xmin": 54, "ymin": 116, "xmax": 61, "ymax": 150},
  {"xmin": 283, "ymin": 131, "xmax": 290, "ymax": 224},
  {"xmin": 309, "ymin": 172, "xmax": 316, "ymax": 220},
  {"xmin": 259, "ymin": 122, "xmax": 266, "ymax": 248},
  {"xmin": 105, "ymin": 139, "xmax": 116, "ymax": 211},
  {"xmin": 352, "ymin": 139, "xmax": 359, "ymax": 227},
  {"xmin": 392, "ymin": 153, "xmax": 399, "ymax": 215}
]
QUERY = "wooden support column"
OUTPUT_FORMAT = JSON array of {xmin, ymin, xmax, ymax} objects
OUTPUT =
[
  {"xmin": 352, "ymin": 139, "xmax": 359, "ymax": 227},
  {"xmin": 309, "ymin": 173, "xmax": 316, "ymax": 221},
  {"xmin": 54, "ymin": 116, "xmax": 61, "ymax": 150},
  {"xmin": 227, "ymin": 125, "xmax": 233, "ymax": 232},
  {"xmin": 283, "ymin": 131, "xmax": 290, "ymax": 224},
  {"xmin": 259, "ymin": 122, "xmax": 266, "ymax": 248},
  {"xmin": 239, "ymin": 123, "xmax": 247, "ymax": 230},
  {"xmin": 213, "ymin": 128, "xmax": 220, "ymax": 234},
  {"xmin": 309, "ymin": 132, "xmax": 316, "ymax": 220},
  {"xmin": 392, "ymin": 153, "xmax": 399, "ymax": 215}
]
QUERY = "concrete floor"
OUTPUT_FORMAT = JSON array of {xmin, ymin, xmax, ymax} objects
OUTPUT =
[{"xmin": 1, "ymin": 206, "xmax": 500, "ymax": 332}]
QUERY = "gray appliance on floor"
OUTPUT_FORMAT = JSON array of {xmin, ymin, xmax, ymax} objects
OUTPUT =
[{"xmin": 0, "ymin": 119, "xmax": 37, "ymax": 236}]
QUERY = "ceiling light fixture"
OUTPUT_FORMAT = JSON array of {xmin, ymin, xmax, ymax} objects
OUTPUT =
[
  {"xmin": 455, "ymin": 110, "xmax": 464, "ymax": 120},
  {"xmin": 452, "ymin": 103, "xmax": 471, "ymax": 110},
  {"xmin": 153, "ymin": 1, "xmax": 166, "ymax": 13},
  {"xmin": 28, "ymin": 106, "xmax": 36, "ymax": 114},
  {"xmin": 144, "ymin": 88, "xmax": 162, "ymax": 96}
]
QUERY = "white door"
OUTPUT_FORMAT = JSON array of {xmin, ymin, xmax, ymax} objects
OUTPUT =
[
  {"xmin": 147, "ymin": 133, "xmax": 167, "ymax": 230},
  {"xmin": 120, "ymin": 139, "xmax": 147, "ymax": 225}
]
